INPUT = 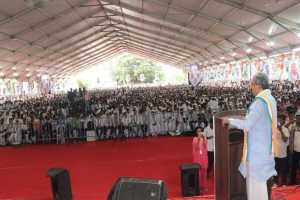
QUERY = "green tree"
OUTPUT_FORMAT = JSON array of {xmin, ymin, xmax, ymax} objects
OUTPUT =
[
  {"xmin": 113, "ymin": 55, "xmax": 165, "ymax": 85},
  {"xmin": 175, "ymin": 73, "xmax": 186, "ymax": 82}
]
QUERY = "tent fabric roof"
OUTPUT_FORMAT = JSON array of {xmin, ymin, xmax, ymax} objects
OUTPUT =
[{"xmin": 0, "ymin": 0, "xmax": 300, "ymax": 79}]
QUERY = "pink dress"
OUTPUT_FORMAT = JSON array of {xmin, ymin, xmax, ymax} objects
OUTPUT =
[{"xmin": 192, "ymin": 137, "xmax": 208, "ymax": 190}]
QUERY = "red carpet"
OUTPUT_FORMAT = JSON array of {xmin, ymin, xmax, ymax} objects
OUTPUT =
[
  {"xmin": 271, "ymin": 185, "xmax": 300, "ymax": 200},
  {"xmin": 0, "ymin": 137, "xmax": 213, "ymax": 200},
  {"xmin": 0, "ymin": 136, "xmax": 299, "ymax": 200}
]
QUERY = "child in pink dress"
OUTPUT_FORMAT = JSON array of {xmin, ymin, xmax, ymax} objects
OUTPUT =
[{"xmin": 192, "ymin": 127, "xmax": 208, "ymax": 192}]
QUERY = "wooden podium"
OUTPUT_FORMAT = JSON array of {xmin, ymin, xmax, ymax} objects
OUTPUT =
[{"xmin": 214, "ymin": 110, "xmax": 247, "ymax": 200}]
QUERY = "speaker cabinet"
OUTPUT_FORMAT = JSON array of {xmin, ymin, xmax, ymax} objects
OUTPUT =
[
  {"xmin": 48, "ymin": 168, "xmax": 72, "ymax": 200},
  {"xmin": 180, "ymin": 163, "xmax": 200, "ymax": 197},
  {"xmin": 108, "ymin": 177, "xmax": 167, "ymax": 200}
]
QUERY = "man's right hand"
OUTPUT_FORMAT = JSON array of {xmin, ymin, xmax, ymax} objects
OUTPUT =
[{"xmin": 222, "ymin": 118, "xmax": 229, "ymax": 127}]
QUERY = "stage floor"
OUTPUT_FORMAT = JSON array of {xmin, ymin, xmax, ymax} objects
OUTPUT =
[
  {"xmin": 0, "ymin": 136, "xmax": 213, "ymax": 199},
  {"xmin": 0, "ymin": 136, "xmax": 299, "ymax": 200}
]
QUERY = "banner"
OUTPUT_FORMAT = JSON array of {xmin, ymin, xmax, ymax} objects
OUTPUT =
[
  {"xmin": 186, "ymin": 64, "xmax": 203, "ymax": 86},
  {"xmin": 195, "ymin": 52, "xmax": 300, "ymax": 82}
]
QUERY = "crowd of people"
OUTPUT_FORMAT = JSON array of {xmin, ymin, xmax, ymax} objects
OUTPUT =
[
  {"xmin": 0, "ymin": 86, "xmax": 214, "ymax": 145},
  {"xmin": 0, "ymin": 81, "xmax": 299, "ymax": 146}
]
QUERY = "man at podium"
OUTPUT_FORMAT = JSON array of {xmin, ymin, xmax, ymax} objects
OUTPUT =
[{"xmin": 223, "ymin": 73, "xmax": 277, "ymax": 200}]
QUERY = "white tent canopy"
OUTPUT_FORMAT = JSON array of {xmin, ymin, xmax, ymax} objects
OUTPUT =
[{"xmin": 0, "ymin": 0, "xmax": 299, "ymax": 80}]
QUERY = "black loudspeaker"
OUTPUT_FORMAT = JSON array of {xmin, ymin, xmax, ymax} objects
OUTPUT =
[
  {"xmin": 48, "ymin": 168, "xmax": 72, "ymax": 200},
  {"xmin": 180, "ymin": 163, "xmax": 200, "ymax": 197},
  {"xmin": 107, "ymin": 177, "xmax": 167, "ymax": 200}
]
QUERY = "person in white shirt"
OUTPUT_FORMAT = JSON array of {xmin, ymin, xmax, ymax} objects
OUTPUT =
[
  {"xmin": 204, "ymin": 118, "xmax": 214, "ymax": 174},
  {"xmin": 156, "ymin": 111, "xmax": 164, "ymax": 135},
  {"xmin": 0, "ymin": 118, "xmax": 7, "ymax": 146},
  {"xmin": 289, "ymin": 111, "xmax": 300, "ymax": 184},
  {"xmin": 131, "ymin": 109, "xmax": 139, "ymax": 137},
  {"xmin": 208, "ymin": 98, "xmax": 219, "ymax": 114},
  {"xmin": 11, "ymin": 118, "xmax": 23, "ymax": 145},
  {"xmin": 148, "ymin": 110, "xmax": 156, "ymax": 136},
  {"xmin": 167, "ymin": 112, "xmax": 176, "ymax": 133},
  {"xmin": 8, "ymin": 118, "xmax": 19, "ymax": 145},
  {"xmin": 285, "ymin": 106, "xmax": 296, "ymax": 129},
  {"xmin": 163, "ymin": 109, "xmax": 169, "ymax": 134},
  {"xmin": 99, "ymin": 113, "xmax": 107, "ymax": 140},
  {"xmin": 123, "ymin": 113, "xmax": 130, "ymax": 138},
  {"xmin": 274, "ymin": 114, "xmax": 289, "ymax": 186},
  {"xmin": 176, "ymin": 111, "xmax": 184, "ymax": 134}
]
